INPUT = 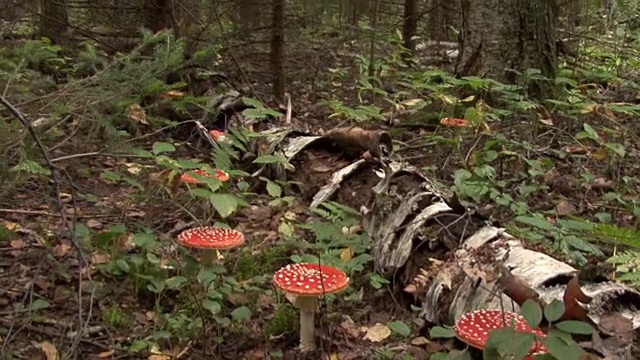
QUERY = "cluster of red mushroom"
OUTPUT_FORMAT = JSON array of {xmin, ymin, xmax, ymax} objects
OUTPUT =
[
  {"xmin": 454, "ymin": 309, "xmax": 548, "ymax": 359},
  {"xmin": 177, "ymin": 226, "xmax": 245, "ymax": 265},
  {"xmin": 272, "ymin": 262, "xmax": 350, "ymax": 352}
]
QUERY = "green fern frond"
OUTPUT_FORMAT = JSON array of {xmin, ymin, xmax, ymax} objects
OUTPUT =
[{"xmin": 607, "ymin": 250, "xmax": 640, "ymax": 287}]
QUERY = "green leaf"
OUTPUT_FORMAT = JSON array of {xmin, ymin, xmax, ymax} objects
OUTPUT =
[
  {"xmin": 131, "ymin": 149, "xmax": 153, "ymax": 158},
  {"xmin": 543, "ymin": 299, "xmax": 565, "ymax": 323},
  {"xmin": 543, "ymin": 336, "xmax": 582, "ymax": 360},
  {"xmin": 242, "ymin": 108, "xmax": 268, "ymax": 118},
  {"xmin": 604, "ymin": 143, "xmax": 626, "ymax": 158},
  {"xmin": 387, "ymin": 320, "xmax": 411, "ymax": 337},
  {"xmin": 74, "ymin": 223, "xmax": 91, "ymax": 239},
  {"xmin": 242, "ymin": 97, "xmax": 264, "ymax": 109},
  {"xmin": 230, "ymin": 306, "xmax": 252, "ymax": 321},
  {"xmin": 202, "ymin": 299, "xmax": 222, "ymax": 315},
  {"xmin": 582, "ymin": 123, "xmax": 599, "ymax": 141},
  {"xmin": 209, "ymin": 193, "xmax": 239, "ymax": 218},
  {"xmin": 446, "ymin": 349, "xmax": 473, "ymax": 360},
  {"xmin": 152, "ymin": 142, "xmax": 176, "ymax": 155},
  {"xmin": 253, "ymin": 154, "xmax": 285, "ymax": 164},
  {"xmin": 486, "ymin": 330, "xmax": 535, "ymax": 360},
  {"xmin": 429, "ymin": 326, "xmax": 456, "ymax": 339},
  {"xmin": 190, "ymin": 188, "xmax": 212, "ymax": 198},
  {"xmin": 116, "ymin": 259, "xmax": 130, "ymax": 273},
  {"xmin": 165, "ymin": 276, "xmax": 187, "ymax": 290},
  {"xmin": 129, "ymin": 339, "xmax": 149, "ymax": 352},
  {"xmin": 555, "ymin": 320, "xmax": 594, "ymax": 335},
  {"xmin": 515, "ymin": 215, "xmax": 555, "ymax": 231},
  {"xmin": 266, "ymin": 180, "xmax": 282, "ymax": 198},
  {"xmin": 428, "ymin": 353, "xmax": 450, "ymax": 360},
  {"xmin": 30, "ymin": 298, "xmax": 51, "ymax": 311},
  {"xmin": 521, "ymin": 299, "xmax": 543, "ymax": 328}
]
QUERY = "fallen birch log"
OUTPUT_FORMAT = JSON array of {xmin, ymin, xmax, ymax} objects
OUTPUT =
[{"xmin": 248, "ymin": 126, "xmax": 640, "ymax": 338}]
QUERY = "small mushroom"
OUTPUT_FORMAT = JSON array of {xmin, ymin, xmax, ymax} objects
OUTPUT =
[
  {"xmin": 454, "ymin": 309, "xmax": 548, "ymax": 359},
  {"xmin": 209, "ymin": 130, "xmax": 232, "ymax": 145},
  {"xmin": 273, "ymin": 263, "xmax": 350, "ymax": 352},
  {"xmin": 177, "ymin": 226, "xmax": 244, "ymax": 265}
]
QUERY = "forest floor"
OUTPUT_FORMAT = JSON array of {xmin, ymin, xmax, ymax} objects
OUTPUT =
[{"xmin": 2, "ymin": 37, "xmax": 640, "ymax": 360}]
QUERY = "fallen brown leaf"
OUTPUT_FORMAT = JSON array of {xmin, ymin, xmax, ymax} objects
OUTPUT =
[
  {"xmin": 563, "ymin": 145, "xmax": 588, "ymax": 155},
  {"xmin": 410, "ymin": 336, "xmax": 430, "ymax": 346},
  {"xmin": 556, "ymin": 200, "xmax": 577, "ymax": 216},
  {"xmin": 128, "ymin": 104, "xmax": 148, "ymax": 125},
  {"xmin": 362, "ymin": 323, "xmax": 391, "ymax": 342},
  {"xmin": 54, "ymin": 243, "xmax": 72, "ymax": 257},
  {"xmin": 40, "ymin": 341, "xmax": 59, "ymax": 360}
]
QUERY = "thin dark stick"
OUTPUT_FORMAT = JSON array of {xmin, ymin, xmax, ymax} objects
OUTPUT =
[{"xmin": 0, "ymin": 96, "xmax": 94, "ymax": 355}]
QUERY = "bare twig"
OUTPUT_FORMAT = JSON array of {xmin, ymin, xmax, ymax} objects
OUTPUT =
[
  {"xmin": 0, "ymin": 96, "xmax": 95, "ymax": 355},
  {"xmin": 50, "ymin": 151, "xmax": 151, "ymax": 163}
]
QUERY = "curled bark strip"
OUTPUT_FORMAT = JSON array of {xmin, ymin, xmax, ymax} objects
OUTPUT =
[
  {"xmin": 323, "ymin": 126, "xmax": 393, "ymax": 157},
  {"xmin": 562, "ymin": 275, "xmax": 593, "ymax": 324},
  {"xmin": 498, "ymin": 265, "xmax": 546, "ymax": 308},
  {"xmin": 309, "ymin": 159, "xmax": 368, "ymax": 209}
]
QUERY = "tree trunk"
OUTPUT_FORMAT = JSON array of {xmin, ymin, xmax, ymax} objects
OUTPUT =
[
  {"xmin": 456, "ymin": 0, "xmax": 558, "ymax": 98},
  {"xmin": 270, "ymin": 0, "xmax": 286, "ymax": 102},
  {"xmin": 39, "ymin": 0, "xmax": 68, "ymax": 43},
  {"xmin": 402, "ymin": 0, "xmax": 419, "ymax": 57},
  {"xmin": 427, "ymin": 0, "xmax": 458, "ymax": 42},
  {"xmin": 144, "ymin": 0, "xmax": 173, "ymax": 34}
]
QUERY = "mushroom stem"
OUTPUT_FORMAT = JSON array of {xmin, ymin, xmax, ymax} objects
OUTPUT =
[
  {"xmin": 201, "ymin": 249, "xmax": 216, "ymax": 266},
  {"xmin": 296, "ymin": 296, "xmax": 318, "ymax": 351}
]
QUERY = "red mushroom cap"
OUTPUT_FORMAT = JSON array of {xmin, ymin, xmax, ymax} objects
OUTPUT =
[
  {"xmin": 440, "ymin": 117, "xmax": 468, "ymax": 127},
  {"xmin": 454, "ymin": 309, "xmax": 548, "ymax": 353},
  {"xmin": 209, "ymin": 130, "xmax": 226, "ymax": 140},
  {"xmin": 273, "ymin": 263, "xmax": 350, "ymax": 296},
  {"xmin": 215, "ymin": 169, "xmax": 230, "ymax": 182},
  {"xmin": 177, "ymin": 227, "xmax": 245, "ymax": 250},
  {"xmin": 180, "ymin": 169, "xmax": 230, "ymax": 184}
]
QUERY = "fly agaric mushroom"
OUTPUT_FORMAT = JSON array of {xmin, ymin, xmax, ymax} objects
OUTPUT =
[
  {"xmin": 454, "ymin": 309, "xmax": 548, "ymax": 358},
  {"xmin": 180, "ymin": 169, "xmax": 229, "ymax": 184},
  {"xmin": 209, "ymin": 130, "xmax": 232, "ymax": 145},
  {"xmin": 273, "ymin": 263, "xmax": 350, "ymax": 352},
  {"xmin": 177, "ymin": 227, "xmax": 244, "ymax": 265},
  {"xmin": 440, "ymin": 117, "xmax": 469, "ymax": 127}
]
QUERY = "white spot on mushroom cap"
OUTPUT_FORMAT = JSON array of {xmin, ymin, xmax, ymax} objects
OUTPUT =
[
  {"xmin": 273, "ymin": 263, "xmax": 350, "ymax": 296},
  {"xmin": 177, "ymin": 226, "xmax": 245, "ymax": 250}
]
